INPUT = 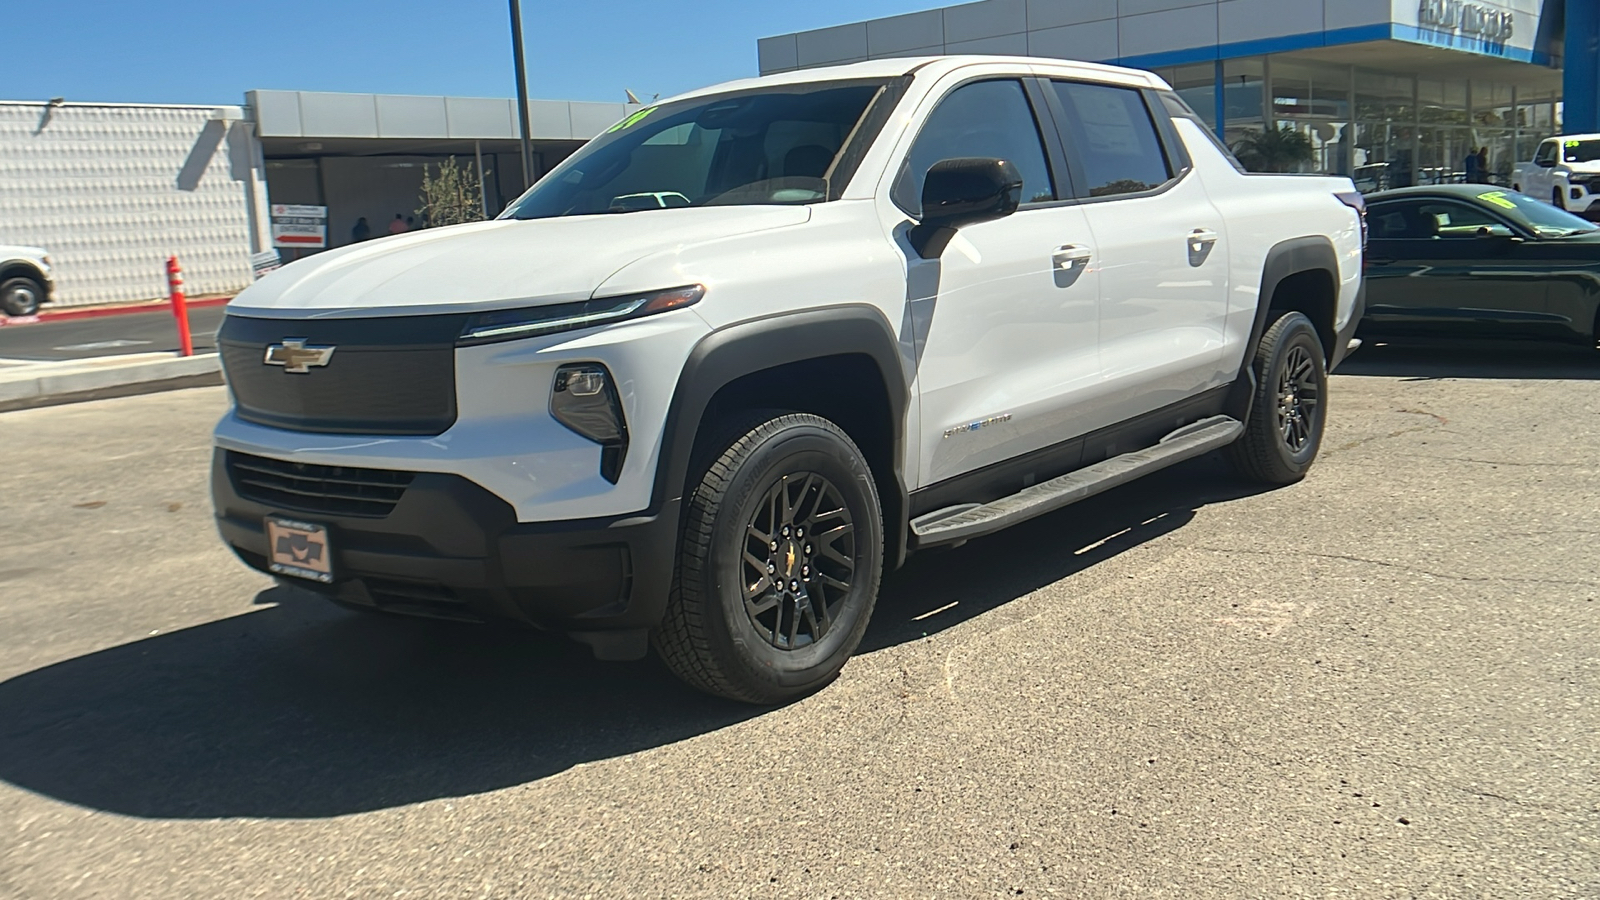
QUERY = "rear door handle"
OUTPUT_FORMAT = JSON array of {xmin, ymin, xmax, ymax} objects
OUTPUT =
[{"xmin": 1053, "ymin": 245, "xmax": 1092, "ymax": 269}]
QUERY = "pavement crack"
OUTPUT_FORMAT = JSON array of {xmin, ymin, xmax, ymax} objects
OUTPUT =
[
  {"xmin": 1386, "ymin": 759, "xmax": 1598, "ymax": 817},
  {"xmin": 1194, "ymin": 546, "xmax": 1600, "ymax": 589},
  {"xmin": 1411, "ymin": 455, "xmax": 1584, "ymax": 469},
  {"xmin": 1327, "ymin": 424, "xmax": 1436, "ymax": 455}
]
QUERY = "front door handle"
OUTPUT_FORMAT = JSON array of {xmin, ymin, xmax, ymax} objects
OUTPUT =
[
  {"xmin": 1053, "ymin": 245, "xmax": 1093, "ymax": 269},
  {"xmin": 1189, "ymin": 229, "xmax": 1220, "ymax": 251}
]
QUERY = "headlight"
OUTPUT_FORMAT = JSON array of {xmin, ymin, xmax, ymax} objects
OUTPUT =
[
  {"xmin": 457, "ymin": 285, "xmax": 703, "ymax": 346},
  {"xmin": 551, "ymin": 363, "xmax": 628, "ymax": 483}
]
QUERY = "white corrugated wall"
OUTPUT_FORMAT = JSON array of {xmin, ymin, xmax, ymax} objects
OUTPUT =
[{"xmin": 0, "ymin": 101, "xmax": 254, "ymax": 307}]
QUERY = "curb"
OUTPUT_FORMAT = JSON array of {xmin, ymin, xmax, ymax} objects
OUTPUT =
[
  {"xmin": 0, "ymin": 296, "xmax": 232, "ymax": 328},
  {"xmin": 0, "ymin": 353, "xmax": 223, "ymax": 413}
]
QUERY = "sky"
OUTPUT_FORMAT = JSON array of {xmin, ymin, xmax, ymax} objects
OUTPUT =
[{"xmin": 11, "ymin": 0, "xmax": 945, "ymax": 106}]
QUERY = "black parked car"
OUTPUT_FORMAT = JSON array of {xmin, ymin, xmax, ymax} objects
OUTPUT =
[{"xmin": 1360, "ymin": 184, "xmax": 1600, "ymax": 347}]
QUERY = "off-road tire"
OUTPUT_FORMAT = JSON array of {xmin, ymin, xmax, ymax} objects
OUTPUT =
[
  {"xmin": 1226, "ymin": 311, "xmax": 1328, "ymax": 485},
  {"xmin": 653, "ymin": 413, "xmax": 883, "ymax": 704},
  {"xmin": 0, "ymin": 276, "xmax": 43, "ymax": 317},
  {"xmin": 1555, "ymin": 187, "xmax": 1567, "ymax": 211}
]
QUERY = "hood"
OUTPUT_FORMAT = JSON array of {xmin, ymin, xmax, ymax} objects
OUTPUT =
[
  {"xmin": 0, "ymin": 245, "xmax": 48, "ymax": 260},
  {"xmin": 1566, "ymin": 160, "xmax": 1600, "ymax": 174},
  {"xmin": 229, "ymin": 206, "xmax": 811, "ymax": 319}
]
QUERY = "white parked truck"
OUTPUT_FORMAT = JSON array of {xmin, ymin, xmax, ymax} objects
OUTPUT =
[
  {"xmin": 1513, "ymin": 134, "xmax": 1600, "ymax": 217},
  {"xmin": 211, "ymin": 56, "xmax": 1366, "ymax": 703},
  {"xmin": 0, "ymin": 245, "xmax": 53, "ymax": 317}
]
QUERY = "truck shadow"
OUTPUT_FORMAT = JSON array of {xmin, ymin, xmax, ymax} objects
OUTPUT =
[
  {"xmin": 0, "ymin": 457, "xmax": 1263, "ymax": 820},
  {"xmin": 1338, "ymin": 341, "xmax": 1600, "ymax": 380}
]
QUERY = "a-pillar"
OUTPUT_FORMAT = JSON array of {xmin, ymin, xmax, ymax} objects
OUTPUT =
[{"xmin": 1568, "ymin": 0, "xmax": 1600, "ymax": 133}]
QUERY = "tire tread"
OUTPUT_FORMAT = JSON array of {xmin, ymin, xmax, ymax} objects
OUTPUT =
[{"xmin": 654, "ymin": 413, "xmax": 872, "ymax": 704}]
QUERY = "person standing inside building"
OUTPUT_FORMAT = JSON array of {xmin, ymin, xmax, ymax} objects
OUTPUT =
[
  {"xmin": 389, "ymin": 213, "xmax": 408, "ymax": 235},
  {"xmin": 351, "ymin": 216, "xmax": 371, "ymax": 244},
  {"xmin": 1463, "ymin": 147, "xmax": 1481, "ymax": 184}
]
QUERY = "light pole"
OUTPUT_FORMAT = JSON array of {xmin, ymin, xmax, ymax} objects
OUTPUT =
[{"xmin": 509, "ymin": 0, "xmax": 536, "ymax": 192}]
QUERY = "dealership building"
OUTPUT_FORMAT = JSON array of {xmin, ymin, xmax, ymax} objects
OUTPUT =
[
  {"xmin": 762, "ymin": 0, "xmax": 1595, "ymax": 191},
  {"xmin": 0, "ymin": 94, "xmax": 636, "ymax": 308},
  {"xmin": 0, "ymin": 0, "xmax": 1595, "ymax": 308}
]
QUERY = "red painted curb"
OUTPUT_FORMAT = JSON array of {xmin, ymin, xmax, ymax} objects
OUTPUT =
[{"xmin": 0, "ymin": 296, "xmax": 232, "ymax": 327}]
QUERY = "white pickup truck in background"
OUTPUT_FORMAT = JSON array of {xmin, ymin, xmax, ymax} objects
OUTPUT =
[{"xmin": 1513, "ymin": 134, "xmax": 1600, "ymax": 217}]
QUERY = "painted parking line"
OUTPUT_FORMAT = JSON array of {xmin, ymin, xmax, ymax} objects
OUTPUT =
[{"xmin": 51, "ymin": 339, "xmax": 154, "ymax": 352}]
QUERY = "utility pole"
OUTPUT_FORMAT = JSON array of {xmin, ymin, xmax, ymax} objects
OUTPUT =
[{"xmin": 509, "ymin": 0, "xmax": 536, "ymax": 192}]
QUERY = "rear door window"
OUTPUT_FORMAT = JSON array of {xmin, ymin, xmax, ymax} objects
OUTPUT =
[{"xmin": 1050, "ymin": 81, "xmax": 1174, "ymax": 198}]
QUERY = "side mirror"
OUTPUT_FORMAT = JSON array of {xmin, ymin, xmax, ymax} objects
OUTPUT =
[
  {"xmin": 909, "ymin": 157, "xmax": 1023, "ymax": 257},
  {"xmin": 1536, "ymin": 158, "xmax": 1556, "ymax": 168}
]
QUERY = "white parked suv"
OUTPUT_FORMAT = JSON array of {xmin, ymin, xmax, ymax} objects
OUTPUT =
[
  {"xmin": 212, "ymin": 56, "xmax": 1366, "ymax": 703},
  {"xmin": 1514, "ymin": 134, "xmax": 1600, "ymax": 217}
]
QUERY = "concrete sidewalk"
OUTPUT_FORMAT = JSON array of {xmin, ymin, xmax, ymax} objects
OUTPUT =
[{"xmin": 0, "ymin": 352, "xmax": 221, "ymax": 413}]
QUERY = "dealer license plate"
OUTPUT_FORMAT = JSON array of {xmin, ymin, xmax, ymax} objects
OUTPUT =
[{"xmin": 265, "ymin": 516, "xmax": 334, "ymax": 583}]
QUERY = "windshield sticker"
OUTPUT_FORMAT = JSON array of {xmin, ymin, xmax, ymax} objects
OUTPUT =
[
  {"xmin": 1566, "ymin": 140, "xmax": 1583, "ymax": 148},
  {"xmin": 1478, "ymin": 190, "xmax": 1517, "ymax": 210},
  {"xmin": 606, "ymin": 107, "xmax": 656, "ymax": 134}
]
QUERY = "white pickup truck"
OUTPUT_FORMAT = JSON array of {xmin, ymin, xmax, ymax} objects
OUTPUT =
[
  {"xmin": 1513, "ymin": 134, "xmax": 1600, "ymax": 217},
  {"xmin": 210, "ymin": 56, "xmax": 1365, "ymax": 703}
]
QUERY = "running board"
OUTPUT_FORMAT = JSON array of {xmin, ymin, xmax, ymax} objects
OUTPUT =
[{"xmin": 909, "ymin": 415, "xmax": 1244, "ymax": 549}]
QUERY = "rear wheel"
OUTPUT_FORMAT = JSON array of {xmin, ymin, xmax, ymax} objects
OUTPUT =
[
  {"xmin": 1226, "ymin": 311, "xmax": 1328, "ymax": 485},
  {"xmin": 0, "ymin": 276, "xmax": 43, "ymax": 317},
  {"xmin": 654, "ymin": 413, "xmax": 883, "ymax": 704}
]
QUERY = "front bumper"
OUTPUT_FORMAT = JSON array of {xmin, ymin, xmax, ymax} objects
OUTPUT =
[{"xmin": 212, "ymin": 450, "xmax": 677, "ymax": 657}]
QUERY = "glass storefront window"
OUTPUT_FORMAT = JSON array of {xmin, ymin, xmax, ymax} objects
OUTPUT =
[
  {"xmin": 1271, "ymin": 61, "xmax": 1351, "ymax": 121},
  {"xmin": 1223, "ymin": 58, "xmax": 1264, "ymax": 132},
  {"xmin": 1418, "ymin": 79, "xmax": 1469, "ymax": 125},
  {"xmin": 1168, "ymin": 64, "xmax": 1217, "ymax": 130},
  {"xmin": 1356, "ymin": 72, "xmax": 1413, "ymax": 122}
]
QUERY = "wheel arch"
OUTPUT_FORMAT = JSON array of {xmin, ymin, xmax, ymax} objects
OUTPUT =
[
  {"xmin": 0, "ymin": 260, "xmax": 47, "ymax": 288},
  {"xmin": 654, "ymin": 305, "xmax": 912, "ymax": 570},
  {"xmin": 1225, "ymin": 236, "xmax": 1341, "ymax": 420}
]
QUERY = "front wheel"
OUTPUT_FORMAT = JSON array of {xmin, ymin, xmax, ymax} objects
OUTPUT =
[
  {"xmin": 1555, "ymin": 187, "xmax": 1568, "ymax": 211},
  {"xmin": 1226, "ymin": 311, "xmax": 1328, "ymax": 485},
  {"xmin": 654, "ymin": 413, "xmax": 884, "ymax": 704},
  {"xmin": 0, "ymin": 276, "xmax": 43, "ymax": 317}
]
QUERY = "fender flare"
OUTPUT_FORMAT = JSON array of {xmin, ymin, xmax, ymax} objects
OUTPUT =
[
  {"xmin": 1225, "ymin": 235, "xmax": 1341, "ymax": 420},
  {"xmin": 651, "ymin": 304, "xmax": 913, "ymax": 568}
]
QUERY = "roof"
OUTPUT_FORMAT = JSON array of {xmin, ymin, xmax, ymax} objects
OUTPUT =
[{"xmin": 662, "ymin": 55, "xmax": 1167, "ymax": 104}]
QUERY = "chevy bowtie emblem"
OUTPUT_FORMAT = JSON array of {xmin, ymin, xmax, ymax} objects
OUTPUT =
[{"xmin": 264, "ymin": 339, "xmax": 335, "ymax": 374}]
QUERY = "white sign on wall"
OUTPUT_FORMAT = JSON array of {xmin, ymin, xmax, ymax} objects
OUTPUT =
[{"xmin": 270, "ymin": 203, "xmax": 327, "ymax": 249}]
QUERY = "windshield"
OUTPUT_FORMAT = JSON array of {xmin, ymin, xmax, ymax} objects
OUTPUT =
[
  {"xmin": 1473, "ymin": 189, "xmax": 1600, "ymax": 237},
  {"xmin": 1564, "ymin": 139, "xmax": 1600, "ymax": 163},
  {"xmin": 502, "ymin": 82, "xmax": 887, "ymax": 220}
]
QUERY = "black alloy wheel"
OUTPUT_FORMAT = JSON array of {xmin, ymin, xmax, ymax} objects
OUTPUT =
[
  {"xmin": 654, "ymin": 412, "xmax": 883, "ymax": 704},
  {"xmin": 741, "ymin": 473, "xmax": 856, "ymax": 651},
  {"xmin": 1226, "ymin": 311, "xmax": 1328, "ymax": 485},
  {"xmin": 1277, "ymin": 343, "xmax": 1320, "ymax": 453}
]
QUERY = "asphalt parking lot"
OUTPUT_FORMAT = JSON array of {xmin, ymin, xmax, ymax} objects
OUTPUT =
[{"xmin": 0, "ymin": 345, "xmax": 1596, "ymax": 899}]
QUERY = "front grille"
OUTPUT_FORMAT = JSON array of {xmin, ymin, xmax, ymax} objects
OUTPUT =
[
  {"xmin": 218, "ymin": 313, "xmax": 468, "ymax": 435},
  {"xmin": 226, "ymin": 451, "xmax": 416, "ymax": 518}
]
